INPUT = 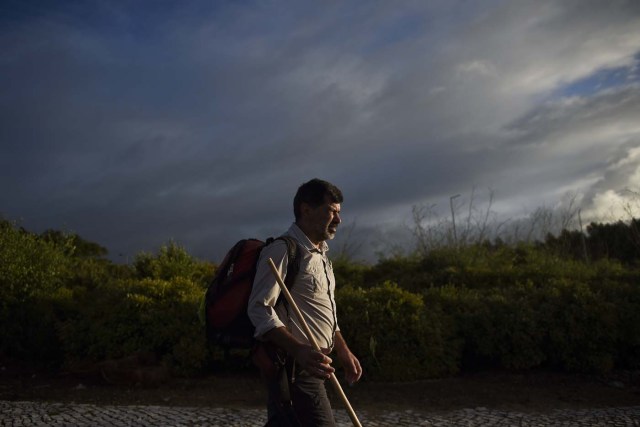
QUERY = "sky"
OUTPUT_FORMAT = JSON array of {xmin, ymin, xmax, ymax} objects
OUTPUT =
[{"xmin": 1, "ymin": 0, "xmax": 640, "ymax": 263}]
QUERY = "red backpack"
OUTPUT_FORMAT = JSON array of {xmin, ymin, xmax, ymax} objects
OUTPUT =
[{"xmin": 204, "ymin": 236, "xmax": 300, "ymax": 348}]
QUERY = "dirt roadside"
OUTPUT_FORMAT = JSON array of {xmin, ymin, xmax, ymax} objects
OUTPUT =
[{"xmin": 2, "ymin": 363, "xmax": 639, "ymax": 414}]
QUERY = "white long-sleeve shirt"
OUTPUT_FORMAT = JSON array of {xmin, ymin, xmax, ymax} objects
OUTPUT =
[{"xmin": 247, "ymin": 223, "xmax": 339, "ymax": 351}]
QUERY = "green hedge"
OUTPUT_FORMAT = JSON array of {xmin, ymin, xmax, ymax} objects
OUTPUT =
[
  {"xmin": 0, "ymin": 222, "xmax": 214, "ymax": 374},
  {"xmin": 337, "ymin": 281, "xmax": 460, "ymax": 381},
  {"xmin": 2, "ymin": 218, "xmax": 640, "ymax": 380},
  {"xmin": 335, "ymin": 276, "xmax": 640, "ymax": 379},
  {"xmin": 58, "ymin": 277, "xmax": 208, "ymax": 375}
]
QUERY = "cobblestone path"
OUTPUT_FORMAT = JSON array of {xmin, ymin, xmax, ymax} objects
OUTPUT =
[{"xmin": 2, "ymin": 401, "xmax": 640, "ymax": 426}]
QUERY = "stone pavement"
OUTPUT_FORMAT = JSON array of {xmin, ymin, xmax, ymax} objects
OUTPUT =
[{"xmin": 1, "ymin": 401, "xmax": 640, "ymax": 426}]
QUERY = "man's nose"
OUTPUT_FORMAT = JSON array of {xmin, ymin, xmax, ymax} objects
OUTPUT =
[{"xmin": 334, "ymin": 213, "xmax": 341, "ymax": 224}]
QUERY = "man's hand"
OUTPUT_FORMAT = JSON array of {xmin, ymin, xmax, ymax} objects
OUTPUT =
[
  {"xmin": 294, "ymin": 344, "xmax": 335, "ymax": 379},
  {"xmin": 337, "ymin": 347, "xmax": 362, "ymax": 384},
  {"xmin": 334, "ymin": 331, "xmax": 362, "ymax": 384},
  {"xmin": 264, "ymin": 327, "xmax": 335, "ymax": 380}
]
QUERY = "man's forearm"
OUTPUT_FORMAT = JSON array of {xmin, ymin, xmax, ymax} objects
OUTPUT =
[
  {"xmin": 264, "ymin": 326, "xmax": 335, "ymax": 379},
  {"xmin": 264, "ymin": 326, "xmax": 307, "ymax": 358},
  {"xmin": 334, "ymin": 330, "xmax": 350, "ymax": 357}
]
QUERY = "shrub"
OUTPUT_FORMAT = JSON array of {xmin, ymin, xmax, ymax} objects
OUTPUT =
[
  {"xmin": 58, "ymin": 277, "xmax": 208, "ymax": 375},
  {"xmin": 540, "ymin": 278, "xmax": 619, "ymax": 373},
  {"xmin": 337, "ymin": 281, "xmax": 459, "ymax": 381},
  {"xmin": 133, "ymin": 241, "xmax": 215, "ymax": 286},
  {"xmin": 430, "ymin": 277, "xmax": 629, "ymax": 374},
  {"xmin": 0, "ymin": 219, "xmax": 70, "ymax": 302},
  {"xmin": 0, "ymin": 220, "xmax": 71, "ymax": 363},
  {"xmin": 331, "ymin": 257, "xmax": 369, "ymax": 288},
  {"xmin": 4, "ymin": 216, "xmax": 640, "ymax": 380},
  {"xmin": 362, "ymin": 256, "xmax": 431, "ymax": 291},
  {"xmin": 431, "ymin": 283, "xmax": 546, "ymax": 371},
  {"xmin": 610, "ymin": 280, "xmax": 640, "ymax": 369}
]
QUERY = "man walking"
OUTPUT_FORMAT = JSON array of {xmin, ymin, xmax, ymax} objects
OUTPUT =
[{"xmin": 248, "ymin": 178, "xmax": 362, "ymax": 426}]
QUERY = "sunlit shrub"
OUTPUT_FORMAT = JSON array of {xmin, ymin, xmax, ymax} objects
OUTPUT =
[
  {"xmin": 331, "ymin": 257, "xmax": 369, "ymax": 288},
  {"xmin": 0, "ymin": 219, "xmax": 70, "ymax": 302},
  {"xmin": 59, "ymin": 277, "xmax": 208, "ymax": 375},
  {"xmin": 363, "ymin": 256, "xmax": 431, "ymax": 291},
  {"xmin": 0, "ymin": 220, "xmax": 71, "ymax": 363},
  {"xmin": 133, "ymin": 241, "xmax": 215, "ymax": 287}
]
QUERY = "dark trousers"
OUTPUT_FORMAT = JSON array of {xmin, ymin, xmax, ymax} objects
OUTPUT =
[{"xmin": 265, "ymin": 362, "xmax": 336, "ymax": 427}]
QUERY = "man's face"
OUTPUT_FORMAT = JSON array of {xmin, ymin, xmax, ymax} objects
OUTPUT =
[{"xmin": 302, "ymin": 197, "xmax": 341, "ymax": 244}]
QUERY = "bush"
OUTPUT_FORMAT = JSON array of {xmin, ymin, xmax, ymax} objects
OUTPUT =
[
  {"xmin": 362, "ymin": 256, "xmax": 430, "ymax": 291},
  {"xmin": 331, "ymin": 257, "xmax": 369, "ymax": 288},
  {"xmin": 3, "ymin": 215, "xmax": 640, "ymax": 380},
  {"xmin": 431, "ymin": 283, "xmax": 546, "ymax": 371},
  {"xmin": 334, "ymin": 246, "xmax": 640, "ymax": 378},
  {"xmin": 58, "ymin": 277, "xmax": 208, "ymax": 375},
  {"xmin": 540, "ymin": 279, "xmax": 618, "ymax": 373},
  {"xmin": 133, "ymin": 241, "xmax": 215, "ymax": 286},
  {"xmin": 337, "ymin": 281, "xmax": 460, "ymax": 380},
  {"xmin": 610, "ymin": 280, "xmax": 640, "ymax": 369},
  {"xmin": 0, "ymin": 220, "xmax": 71, "ymax": 363},
  {"xmin": 429, "ymin": 276, "xmax": 631, "ymax": 374},
  {"xmin": 0, "ymin": 220, "xmax": 70, "ymax": 302}
]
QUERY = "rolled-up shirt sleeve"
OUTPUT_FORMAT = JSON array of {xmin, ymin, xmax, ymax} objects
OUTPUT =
[{"xmin": 247, "ymin": 240, "xmax": 289, "ymax": 339}]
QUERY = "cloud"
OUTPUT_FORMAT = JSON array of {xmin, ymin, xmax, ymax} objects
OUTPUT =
[
  {"xmin": 1, "ymin": 1, "xmax": 640, "ymax": 263},
  {"xmin": 499, "ymin": 83, "xmax": 640, "ymax": 217}
]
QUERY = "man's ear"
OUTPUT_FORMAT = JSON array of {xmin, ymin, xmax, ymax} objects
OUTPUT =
[{"xmin": 299, "ymin": 202, "xmax": 312, "ymax": 219}]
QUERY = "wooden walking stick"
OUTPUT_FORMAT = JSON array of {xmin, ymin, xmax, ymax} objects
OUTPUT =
[{"xmin": 268, "ymin": 258, "xmax": 363, "ymax": 427}]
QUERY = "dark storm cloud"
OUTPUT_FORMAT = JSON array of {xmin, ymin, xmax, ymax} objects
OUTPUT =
[{"xmin": 2, "ymin": 0, "xmax": 640, "ymax": 262}]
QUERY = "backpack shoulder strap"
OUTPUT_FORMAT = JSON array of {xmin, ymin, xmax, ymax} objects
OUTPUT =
[{"xmin": 273, "ymin": 236, "xmax": 301, "ymax": 290}]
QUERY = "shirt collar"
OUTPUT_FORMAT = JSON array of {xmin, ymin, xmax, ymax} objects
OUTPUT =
[{"xmin": 287, "ymin": 223, "xmax": 329, "ymax": 254}]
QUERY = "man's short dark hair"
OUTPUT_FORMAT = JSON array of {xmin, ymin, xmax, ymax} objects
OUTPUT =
[{"xmin": 294, "ymin": 178, "xmax": 343, "ymax": 221}]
